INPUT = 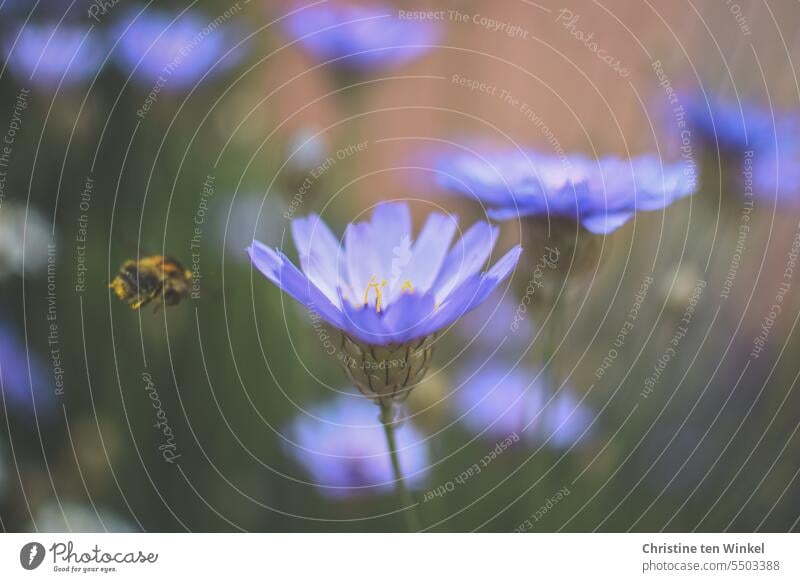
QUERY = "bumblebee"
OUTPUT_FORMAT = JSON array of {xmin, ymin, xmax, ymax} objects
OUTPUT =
[{"xmin": 110, "ymin": 255, "xmax": 192, "ymax": 310}]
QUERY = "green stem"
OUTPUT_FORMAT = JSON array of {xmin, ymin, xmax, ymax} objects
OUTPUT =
[{"xmin": 379, "ymin": 400, "xmax": 422, "ymax": 532}]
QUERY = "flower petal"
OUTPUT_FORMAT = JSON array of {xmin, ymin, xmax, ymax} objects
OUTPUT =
[
  {"xmin": 484, "ymin": 245, "xmax": 523, "ymax": 282},
  {"xmin": 487, "ymin": 205, "xmax": 537, "ymax": 221},
  {"xmin": 421, "ymin": 245, "xmax": 522, "ymax": 337},
  {"xmin": 344, "ymin": 221, "xmax": 382, "ymax": 308},
  {"xmin": 579, "ymin": 211, "xmax": 634, "ymax": 234},
  {"xmin": 291, "ymin": 213, "xmax": 344, "ymax": 306},
  {"xmin": 433, "ymin": 220, "xmax": 498, "ymax": 304},
  {"xmin": 389, "ymin": 211, "xmax": 458, "ymax": 302},
  {"xmin": 247, "ymin": 241, "xmax": 344, "ymax": 328},
  {"xmin": 381, "ymin": 292, "xmax": 437, "ymax": 344},
  {"xmin": 340, "ymin": 298, "xmax": 389, "ymax": 344},
  {"xmin": 339, "ymin": 291, "xmax": 437, "ymax": 345},
  {"xmin": 370, "ymin": 202, "xmax": 412, "ymax": 279}
]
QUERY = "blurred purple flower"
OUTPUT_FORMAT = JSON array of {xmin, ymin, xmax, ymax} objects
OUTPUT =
[
  {"xmin": 680, "ymin": 92, "xmax": 800, "ymax": 203},
  {"xmin": 453, "ymin": 362, "xmax": 593, "ymax": 449},
  {"xmin": 3, "ymin": 23, "xmax": 105, "ymax": 88},
  {"xmin": 111, "ymin": 8, "xmax": 247, "ymax": 90},
  {"xmin": 458, "ymin": 293, "xmax": 533, "ymax": 349},
  {"xmin": 435, "ymin": 150, "xmax": 696, "ymax": 234},
  {"xmin": 247, "ymin": 202, "xmax": 521, "ymax": 346},
  {"xmin": 751, "ymin": 151, "xmax": 800, "ymax": 203},
  {"xmin": 0, "ymin": 325, "xmax": 53, "ymax": 415},
  {"xmin": 283, "ymin": 2, "xmax": 440, "ymax": 71},
  {"xmin": 284, "ymin": 395, "xmax": 429, "ymax": 498},
  {"xmin": 680, "ymin": 91, "xmax": 792, "ymax": 153}
]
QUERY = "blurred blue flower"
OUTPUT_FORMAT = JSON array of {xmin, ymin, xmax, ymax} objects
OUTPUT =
[
  {"xmin": 752, "ymin": 150, "xmax": 800, "ymax": 203},
  {"xmin": 680, "ymin": 92, "xmax": 800, "ymax": 203},
  {"xmin": 247, "ymin": 202, "xmax": 522, "ymax": 346},
  {"xmin": 453, "ymin": 362, "xmax": 593, "ymax": 449},
  {"xmin": 111, "ymin": 8, "xmax": 246, "ymax": 90},
  {"xmin": 435, "ymin": 150, "xmax": 696, "ymax": 234},
  {"xmin": 283, "ymin": 2, "xmax": 440, "ymax": 71},
  {"xmin": 285, "ymin": 395, "xmax": 429, "ymax": 498},
  {"xmin": 458, "ymin": 293, "xmax": 533, "ymax": 349},
  {"xmin": 0, "ymin": 325, "xmax": 53, "ymax": 415},
  {"xmin": 680, "ymin": 91, "xmax": 791, "ymax": 153},
  {"xmin": 3, "ymin": 23, "xmax": 105, "ymax": 88}
]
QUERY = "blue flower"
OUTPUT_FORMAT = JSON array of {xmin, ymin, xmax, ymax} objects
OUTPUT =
[
  {"xmin": 247, "ymin": 202, "xmax": 522, "ymax": 346},
  {"xmin": 435, "ymin": 150, "xmax": 696, "ymax": 234},
  {"xmin": 3, "ymin": 23, "xmax": 105, "ymax": 88},
  {"xmin": 0, "ymin": 325, "xmax": 53, "ymax": 415},
  {"xmin": 111, "ymin": 8, "xmax": 246, "ymax": 90},
  {"xmin": 752, "ymin": 150, "xmax": 800, "ymax": 203},
  {"xmin": 680, "ymin": 92, "xmax": 800, "ymax": 203},
  {"xmin": 453, "ymin": 362, "xmax": 593, "ymax": 449},
  {"xmin": 680, "ymin": 91, "xmax": 791, "ymax": 153},
  {"xmin": 458, "ymin": 294, "xmax": 533, "ymax": 349},
  {"xmin": 284, "ymin": 395, "xmax": 429, "ymax": 498},
  {"xmin": 283, "ymin": 2, "xmax": 440, "ymax": 71}
]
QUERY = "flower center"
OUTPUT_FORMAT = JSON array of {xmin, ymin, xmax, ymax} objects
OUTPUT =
[
  {"xmin": 362, "ymin": 276, "xmax": 414, "ymax": 313},
  {"xmin": 363, "ymin": 275, "xmax": 387, "ymax": 312}
]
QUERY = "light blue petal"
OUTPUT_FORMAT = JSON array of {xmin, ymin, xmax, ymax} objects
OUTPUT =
[
  {"xmin": 484, "ymin": 245, "xmax": 523, "ymax": 281},
  {"xmin": 381, "ymin": 292, "xmax": 437, "ymax": 344},
  {"xmin": 579, "ymin": 211, "xmax": 634, "ymax": 234},
  {"xmin": 421, "ymin": 244, "xmax": 522, "ymax": 337},
  {"xmin": 345, "ymin": 221, "xmax": 382, "ymax": 309},
  {"xmin": 247, "ymin": 241, "xmax": 344, "ymax": 328},
  {"xmin": 433, "ymin": 221, "xmax": 498, "ymax": 304},
  {"xmin": 389, "ymin": 212, "xmax": 457, "ymax": 302},
  {"xmin": 487, "ymin": 204, "xmax": 538, "ymax": 221},
  {"xmin": 291, "ymin": 213, "xmax": 344, "ymax": 306},
  {"xmin": 370, "ymin": 202, "xmax": 412, "ymax": 284},
  {"xmin": 341, "ymin": 298, "xmax": 389, "ymax": 344},
  {"xmin": 420, "ymin": 275, "xmax": 486, "ymax": 337}
]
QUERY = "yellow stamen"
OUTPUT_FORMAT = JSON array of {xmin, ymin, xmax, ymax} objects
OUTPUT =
[
  {"xmin": 363, "ymin": 275, "xmax": 387, "ymax": 313},
  {"xmin": 400, "ymin": 280, "xmax": 414, "ymax": 294}
]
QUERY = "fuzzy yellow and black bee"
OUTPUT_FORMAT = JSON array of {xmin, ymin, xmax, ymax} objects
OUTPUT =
[{"xmin": 109, "ymin": 255, "xmax": 192, "ymax": 310}]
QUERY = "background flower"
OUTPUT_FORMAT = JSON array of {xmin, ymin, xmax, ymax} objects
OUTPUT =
[
  {"xmin": 678, "ymin": 92, "xmax": 800, "ymax": 203},
  {"xmin": 284, "ymin": 394, "xmax": 429, "ymax": 498},
  {"xmin": 3, "ymin": 23, "xmax": 105, "ymax": 88},
  {"xmin": 435, "ymin": 150, "xmax": 696, "ymax": 234},
  {"xmin": 0, "ymin": 325, "xmax": 54, "ymax": 415},
  {"xmin": 453, "ymin": 362, "xmax": 593, "ymax": 449},
  {"xmin": 283, "ymin": 2, "xmax": 440, "ymax": 72},
  {"xmin": 679, "ymin": 91, "xmax": 793, "ymax": 153},
  {"xmin": 111, "ymin": 8, "xmax": 247, "ymax": 90}
]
